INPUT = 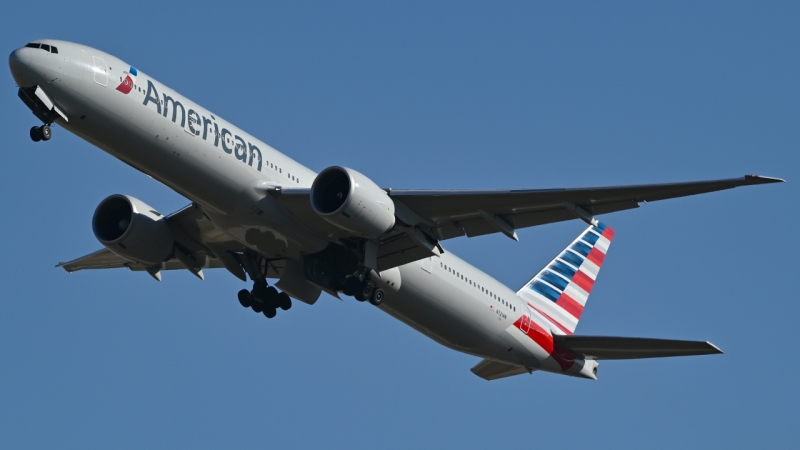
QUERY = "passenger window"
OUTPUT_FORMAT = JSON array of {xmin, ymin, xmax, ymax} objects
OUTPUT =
[
  {"xmin": 51, "ymin": 46, "xmax": 58, "ymax": 54},
  {"xmin": 41, "ymin": 44, "xmax": 50, "ymax": 52}
]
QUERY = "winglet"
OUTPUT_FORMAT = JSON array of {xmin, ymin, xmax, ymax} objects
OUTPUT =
[{"xmin": 743, "ymin": 175, "xmax": 785, "ymax": 185}]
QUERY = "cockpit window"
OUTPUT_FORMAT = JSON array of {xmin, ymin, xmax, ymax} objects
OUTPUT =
[{"xmin": 23, "ymin": 43, "xmax": 57, "ymax": 53}]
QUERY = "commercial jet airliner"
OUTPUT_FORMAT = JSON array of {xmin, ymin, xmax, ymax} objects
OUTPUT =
[{"xmin": 8, "ymin": 40, "xmax": 783, "ymax": 380}]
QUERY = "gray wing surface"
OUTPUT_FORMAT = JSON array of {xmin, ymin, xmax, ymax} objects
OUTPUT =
[
  {"xmin": 388, "ymin": 175, "xmax": 783, "ymax": 240},
  {"xmin": 275, "ymin": 175, "xmax": 782, "ymax": 270},
  {"xmin": 554, "ymin": 335, "xmax": 723, "ymax": 360},
  {"xmin": 58, "ymin": 203, "xmax": 284, "ymax": 279},
  {"xmin": 62, "ymin": 175, "xmax": 782, "ymax": 275}
]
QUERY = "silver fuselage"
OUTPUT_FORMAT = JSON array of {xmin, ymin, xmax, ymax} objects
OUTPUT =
[{"xmin": 9, "ymin": 40, "xmax": 594, "ymax": 379}]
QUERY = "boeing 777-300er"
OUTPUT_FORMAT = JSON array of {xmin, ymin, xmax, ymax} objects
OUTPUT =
[{"xmin": 8, "ymin": 40, "xmax": 783, "ymax": 381}]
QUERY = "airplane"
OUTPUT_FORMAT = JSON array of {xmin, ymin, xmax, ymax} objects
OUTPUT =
[{"xmin": 8, "ymin": 39, "xmax": 783, "ymax": 381}]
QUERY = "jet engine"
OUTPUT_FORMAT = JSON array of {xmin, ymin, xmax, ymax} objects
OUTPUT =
[
  {"xmin": 310, "ymin": 166, "xmax": 395, "ymax": 238},
  {"xmin": 92, "ymin": 194, "xmax": 174, "ymax": 266}
]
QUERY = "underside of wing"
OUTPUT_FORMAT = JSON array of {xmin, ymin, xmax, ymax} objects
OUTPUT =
[
  {"xmin": 58, "ymin": 203, "xmax": 285, "ymax": 280},
  {"xmin": 276, "ymin": 189, "xmax": 442, "ymax": 271},
  {"xmin": 389, "ymin": 175, "xmax": 783, "ymax": 241},
  {"xmin": 554, "ymin": 335, "xmax": 723, "ymax": 360},
  {"xmin": 58, "ymin": 248, "xmax": 132, "ymax": 271},
  {"xmin": 470, "ymin": 359, "xmax": 534, "ymax": 380},
  {"xmin": 274, "ymin": 175, "xmax": 782, "ymax": 271}
]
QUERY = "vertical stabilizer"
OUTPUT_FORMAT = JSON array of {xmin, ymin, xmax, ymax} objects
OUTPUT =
[{"xmin": 517, "ymin": 223, "xmax": 614, "ymax": 334}]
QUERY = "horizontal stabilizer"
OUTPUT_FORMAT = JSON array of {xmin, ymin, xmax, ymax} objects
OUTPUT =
[
  {"xmin": 554, "ymin": 335, "xmax": 722, "ymax": 360},
  {"xmin": 470, "ymin": 359, "xmax": 533, "ymax": 380}
]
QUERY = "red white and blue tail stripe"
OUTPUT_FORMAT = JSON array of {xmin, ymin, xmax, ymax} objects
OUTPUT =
[{"xmin": 516, "ymin": 223, "xmax": 614, "ymax": 335}]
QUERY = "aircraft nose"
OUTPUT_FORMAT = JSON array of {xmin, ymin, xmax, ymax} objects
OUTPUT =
[{"xmin": 8, "ymin": 47, "xmax": 37, "ymax": 88}]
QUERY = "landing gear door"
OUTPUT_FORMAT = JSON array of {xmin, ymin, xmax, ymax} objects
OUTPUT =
[{"xmin": 92, "ymin": 56, "xmax": 108, "ymax": 86}]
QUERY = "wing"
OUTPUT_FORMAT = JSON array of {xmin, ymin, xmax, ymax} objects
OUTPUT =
[
  {"xmin": 58, "ymin": 203, "xmax": 285, "ymax": 280},
  {"xmin": 388, "ymin": 175, "xmax": 784, "ymax": 240},
  {"xmin": 274, "ymin": 175, "xmax": 783, "ymax": 270},
  {"xmin": 554, "ymin": 335, "xmax": 723, "ymax": 360}
]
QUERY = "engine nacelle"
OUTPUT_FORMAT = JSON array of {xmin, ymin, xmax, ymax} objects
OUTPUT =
[
  {"xmin": 310, "ymin": 166, "xmax": 395, "ymax": 238},
  {"xmin": 92, "ymin": 194, "xmax": 174, "ymax": 266}
]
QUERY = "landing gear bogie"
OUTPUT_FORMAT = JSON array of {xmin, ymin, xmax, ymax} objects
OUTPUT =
[{"xmin": 237, "ymin": 279, "xmax": 291, "ymax": 319}]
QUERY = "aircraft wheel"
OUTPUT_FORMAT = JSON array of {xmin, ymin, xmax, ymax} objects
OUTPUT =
[
  {"xmin": 40, "ymin": 125, "xmax": 52, "ymax": 141},
  {"xmin": 251, "ymin": 300, "xmax": 264, "ymax": 313},
  {"xmin": 237, "ymin": 289, "xmax": 252, "ymax": 308},
  {"xmin": 343, "ymin": 277, "xmax": 359, "ymax": 297},
  {"xmin": 30, "ymin": 126, "xmax": 41, "ymax": 142},
  {"xmin": 263, "ymin": 307, "xmax": 277, "ymax": 319},
  {"xmin": 278, "ymin": 292, "xmax": 292, "ymax": 310},
  {"xmin": 355, "ymin": 281, "xmax": 373, "ymax": 302},
  {"xmin": 265, "ymin": 286, "xmax": 280, "ymax": 309},
  {"xmin": 369, "ymin": 288, "xmax": 384, "ymax": 306}
]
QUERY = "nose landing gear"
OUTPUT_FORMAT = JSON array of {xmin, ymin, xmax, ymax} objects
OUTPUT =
[{"xmin": 29, "ymin": 124, "xmax": 51, "ymax": 142}]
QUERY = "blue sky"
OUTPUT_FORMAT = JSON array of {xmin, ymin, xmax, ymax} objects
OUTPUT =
[{"xmin": 1, "ymin": 1, "xmax": 797, "ymax": 448}]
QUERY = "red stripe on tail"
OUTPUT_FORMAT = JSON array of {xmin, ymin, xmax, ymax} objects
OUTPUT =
[
  {"xmin": 556, "ymin": 292, "xmax": 584, "ymax": 319},
  {"xmin": 586, "ymin": 247, "xmax": 606, "ymax": 266},
  {"xmin": 572, "ymin": 271, "xmax": 595, "ymax": 293}
]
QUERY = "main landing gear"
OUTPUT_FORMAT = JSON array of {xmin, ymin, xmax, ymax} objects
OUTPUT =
[
  {"xmin": 29, "ymin": 124, "xmax": 51, "ymax": 142},
  {"xmin": 234, "ymin": 252, "xmax": 292, "ymax": 319},
  {"xmin": 239, "ymin": 281, "xmax": 292, "ymax": 319},
  {"xmin": 342, "ymin": 275, "xmax": 384, "ymax": 306},
  {"xmin": 237, "ymin": 280, "xmax": 292, "ymax": 319}
]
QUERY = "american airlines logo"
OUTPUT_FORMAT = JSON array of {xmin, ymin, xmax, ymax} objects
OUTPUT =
[
  {"xmin": 115, "ymin": 66, "xmax": 137, "ymax": 94},
  {"xmin": 138, "ymin": 79, "xmax": 263, "ymax": 171}
]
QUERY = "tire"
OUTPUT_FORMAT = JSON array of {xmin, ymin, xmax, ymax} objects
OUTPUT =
[
  {"xmin": 237, "ymin": 289, "xmax": 252, "ymax": 308},
  {"xmin": 369, "ymin": 288, "xmax": 384, "ymax": 306},
  {"xmin": 355, "ymin": 281, "xmax": 373, "ymax": 302},
  {"xmin": 263, "ymin": 307, "xmax": 277, "ymax": 319},
  {"xmin": 343, "ymin": 277, "xmax": 360, "ymax": 297},
  {"xmin": 265, "ymin": 286, "xmax": 279, "ymax": 309},
  {"xmin": 30, "ymin": 126, "xmax": 41, "ymax": 142},
  {"xmin": 40, "ymin": 125, "xmax": 51, "ymax": 141},
  {"xmin": 252, "ymin": 282, "xmax": 268, "ymax": 300},
  {"xmin": 278, "ymin": 292, "xmax": 292, "ymax": 311},
  {"xmin": 251, "ymin": 301, "xmax": 264, "ymax": 313}
]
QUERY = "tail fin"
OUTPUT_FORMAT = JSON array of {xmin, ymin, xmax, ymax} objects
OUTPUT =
[{"xmin": 517, "ymin": 223, "xmax": 615, "ymax": 335}]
